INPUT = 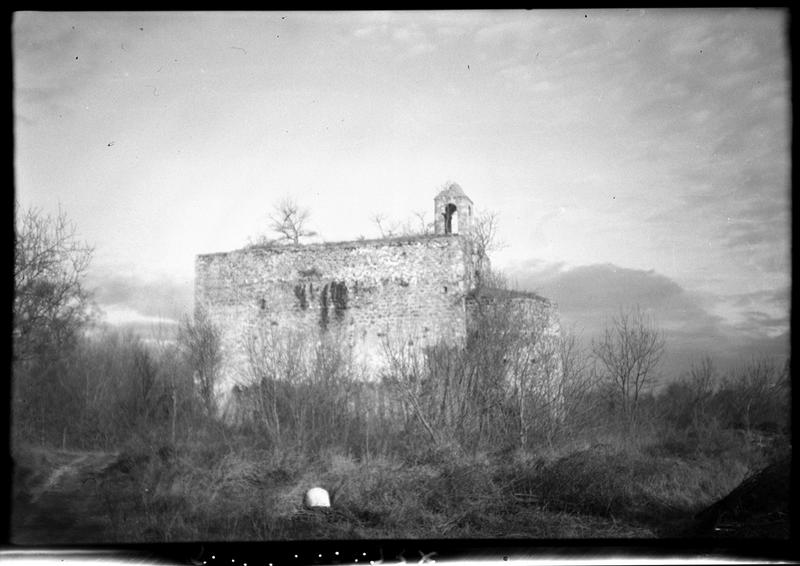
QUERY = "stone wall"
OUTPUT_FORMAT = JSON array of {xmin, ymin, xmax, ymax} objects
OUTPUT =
[
  {"xmin": 196, "ymin": 234, "xmax": 475, "ymax": 390},
  {"xmin": 466, "ymin": 289, "xmax": 565, "ymax": 415}
]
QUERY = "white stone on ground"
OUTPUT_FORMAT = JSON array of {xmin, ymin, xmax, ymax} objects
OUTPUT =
[{"xmin": 304, "ymin": 487, "xmax": 330, "ymax": 508}]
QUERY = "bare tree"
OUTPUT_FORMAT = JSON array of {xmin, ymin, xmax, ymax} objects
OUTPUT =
[
  {"xmin": 269, "ymin": 197, "xmax": 317, "ymax": 244},
  {"xmin": 178, "ymin": 307, "xmax": 223, "ymax": 417},
  {"xmin": 557, "ymin": 329, "xmax": 601, "ymax": 431},
  {"xmin": 14, "ymin": 205, "xmax": 94, "ymax": 363},
  {"xmin": 496, "ymin": 301, "xmax": 559, "ymax": 449},
  {"xmin": 592, "ymin": 306, "xmax": 665, "ymax": 429},
  {"xmin": 468, "ymin": 210, "xmax": 503, "ymax": 288},
  {"xmin": 685, "ymin": 355, "xmax": 718, "ymax": 426}
]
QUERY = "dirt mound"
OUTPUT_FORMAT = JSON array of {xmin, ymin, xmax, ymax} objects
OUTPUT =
[
  {"xmin": 11, "ymin": 448, "xmax": 132, "ymax": 544},
  {"xmin": 681, "ymin": 453, "xmax": 791, "ymax": 538}
]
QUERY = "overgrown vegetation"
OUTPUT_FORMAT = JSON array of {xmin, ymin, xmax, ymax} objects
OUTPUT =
[
  {"xmin": 11, "ymin": 206, "xmax": 791, "ymax": 542},
  {"xmin": 12, "ymin": 308, "xmax": 790, "ymax": 542}
]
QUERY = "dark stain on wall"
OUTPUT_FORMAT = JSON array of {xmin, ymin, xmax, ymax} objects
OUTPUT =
[
  {"xmin": 320, "ymin": 282, "xmax": 330, "ymax": 330},
  {"xmin": 319, "ymin": 280, "xmax": 348, "ymax": 329},
  {"xmin": 330, "ymin": 281, "xmax": 348, "ymax": 320},
  {"xmin": 294, "ymin": 283, "xmax": 308, "ymax": 310}
]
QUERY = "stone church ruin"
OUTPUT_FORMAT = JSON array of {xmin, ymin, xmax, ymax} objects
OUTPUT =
[{"xmin": 195, "ymin": 183, "xmax": 563, "ymax": 406}]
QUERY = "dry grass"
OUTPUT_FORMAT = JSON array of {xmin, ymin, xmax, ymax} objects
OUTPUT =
[{"xmin": 11, "ymin": 423, "xmax": 790, "ymax": 543}]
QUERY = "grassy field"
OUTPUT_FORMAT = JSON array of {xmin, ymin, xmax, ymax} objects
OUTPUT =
[{"xmin": 10, "ymin": 423, "xmax": 789, "ymax": 543}]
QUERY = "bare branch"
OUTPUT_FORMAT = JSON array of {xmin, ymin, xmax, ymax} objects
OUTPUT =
[
  {"xmin": 592, "ymin": 305, "xmax": 665, "ymax": 429},
  {"xmin": 467, "ymin": 210, "xmax": 504, "ymax": 288},
  {"xmin": 411, "ymin": 210, "xmax": 434, "ymax": 235},
  {"xmin": 14, "ymin": 205, "xmax": 94, "ymax": 362},
  {"xmin": 371, "ymin": 213, "xmax": 394, "ymax": 238}
]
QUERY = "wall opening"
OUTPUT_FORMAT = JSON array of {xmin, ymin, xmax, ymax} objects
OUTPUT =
[{"xmin": 443, "ymin": 203, "xmax": 458, "ymax": 234}]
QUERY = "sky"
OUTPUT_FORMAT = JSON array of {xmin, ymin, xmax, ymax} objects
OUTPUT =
[{"xmin": 13, "ymin": 10, "xmax": 791, "ymax": 380}]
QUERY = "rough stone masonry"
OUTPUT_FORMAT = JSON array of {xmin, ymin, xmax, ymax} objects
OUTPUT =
[{"xmin": 195, "ymin": 182, "xmax": 562, "ymax": 399}]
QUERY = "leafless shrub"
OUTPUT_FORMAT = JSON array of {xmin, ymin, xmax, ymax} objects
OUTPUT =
[
  {"xmin": 687, "ymin": 355, "xmax": 718, "ymax": 420},
  {"xmin": 371, "ymin": 213, "xmax": 395, "ymax": 238},
  {"xmin": 178, "ymin": 307, "xmax": 223, "ymax": 417},
  {"xmin": 13, "ymin": 325, "xmax": 197, "ymax": 450},
  {"xmin": 380, "ymin": 336, "xmax": 449, "ymax": 448},
  {"xmin": 559, "ymin": 330, "xmax": 597, "ymax": 412},
  {"xmin": 714, "ymin": 357, "xmax": 790, "ymax": 433},
  {"xmin": 371, "ymin": 211, "xmax": 434, "ymax": 239},
  {"xmin": 245, "ymin": 234, "xmax": 279, "ymax": 248},
  {"xmin": 381, "ymin": 293, "xmax": 563, "ymax": 453},
  {"xmin": 240, "ymin": 324, "xmax": 365, "ymax": 453},
  {"xmin": 661, "ymin": 355, "xmax": 719, "ymax": 430}
]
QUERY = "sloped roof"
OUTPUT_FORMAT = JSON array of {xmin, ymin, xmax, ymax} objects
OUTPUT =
[{"xmin": 435, "ymin": 182, "xmax": 473, "ymax": 203}]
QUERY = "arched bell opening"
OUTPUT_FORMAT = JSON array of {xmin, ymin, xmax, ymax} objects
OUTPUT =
[{"xmin": 443, "ymin": 203, "xmax": 459, "ymax": 234}]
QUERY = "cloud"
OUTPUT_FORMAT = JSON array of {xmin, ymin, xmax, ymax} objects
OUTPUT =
[
  {"xmin": 86, "ymin": 271, "xmax": 190, "ymax": 343},
  {"xmin": 350, "ymin": 18, "xmax": 436, "ymax": 58},
  {"xmin": 353, "ymin": 25, "xmax": 381, "ymax": 39},
  {"xmin": 99, "ymin": 304, "xmax": 179, "ymax": 326},
  {"xmin": 497, "ymin": 64, "xmax": 558, "ymax": 93},
  {"xmin": 730, "ymin": 286, "xmax": 790, "ymax": 310},
  {"xmin": 510, "ymin": 261, "xmax": 686, "ymax": 311},
  {"xmin": 504, "ymin": 259, "xmax": 789, "ymax": 379},
  {"xmin": 506, "ymin": 261, "xmax": 725, "ymax": 341},
  {"xmin": 13, "ymin": 12, "xmax": 165, "ymax": 124},
  {"xmin": 86, "ymin": 271, "xmax": 193, "ymax": 322},
  {"xmin": 719, "ymin": 287, "xmax": 790, "ymax": 339},
  {"xmin": 474, "ymin": 20, "xmax": 537, "ymax": 47},
  {"xmin": 88, "ymin": 318, "xmax": 179, "ymax": 345},
  {"xmin": 739, "ymin": 311, "xmax": 789, "ymax": 331}
]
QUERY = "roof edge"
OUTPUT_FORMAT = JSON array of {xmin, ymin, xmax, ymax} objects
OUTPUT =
[{"xmin": 197, "ymin": 233, "xmax": 468, "ymax": 259}]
